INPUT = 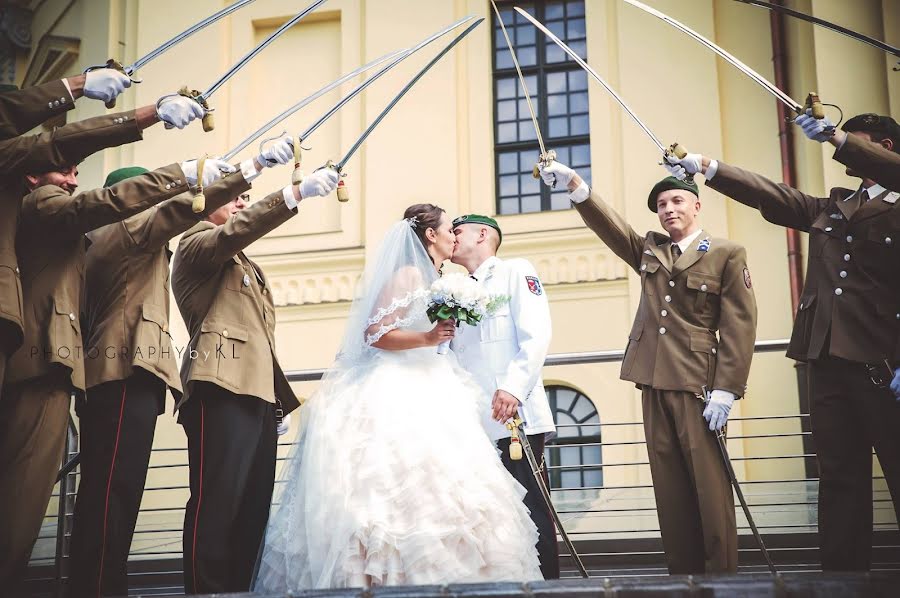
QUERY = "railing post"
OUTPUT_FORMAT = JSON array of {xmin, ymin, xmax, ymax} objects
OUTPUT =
[{"xmin": 54, "ymin": 411, "xmax": 78, "ymax": 598}]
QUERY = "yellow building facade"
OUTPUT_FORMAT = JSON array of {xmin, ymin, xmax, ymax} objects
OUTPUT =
[{"xmin": 8, "ymin": 0, "xmax": 898, "ymax": 559}]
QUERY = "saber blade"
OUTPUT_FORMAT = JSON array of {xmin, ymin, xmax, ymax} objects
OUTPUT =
[
  {"xmin": 200, "ymin": 0, "xmax": 331, "ymax": 101},
  {"xmin": 515, "ymin": 7, "xmax": 666, "ymax": 153},
  {"xmin": 623, "ymin": 0, "xmax": 804, "ymax": 112},
  {"xmin": 223, "ymin": 48, "xmax": 406, "ymax": 161},
  {"xmin": 336, "ymin": 18, "xmax": 484, "ymax": 170}
]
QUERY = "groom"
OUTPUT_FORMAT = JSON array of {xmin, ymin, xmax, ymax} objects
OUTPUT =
[{"xmin": 450, "ymin": 214, "xmax": 559, "ymax": 579}]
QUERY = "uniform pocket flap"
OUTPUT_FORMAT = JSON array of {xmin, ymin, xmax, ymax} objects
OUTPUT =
[
  {"xmin": 640, "ymin": 260, "xmax": 661, "ymax": 274},
  {"xmin": 689, "ymin": 330, "xmax": 718, "ymax": 353},
  {"xmin": 868, "ymin": 227, "xmax": 896, "ymax": 246},
  {"xmin": 686, "ymin": 272, "xmax": 721, "ymax": 294},
  {"xmin": 200, "ymin": 320, "xmax": 249, "ymax": 342},
  {"xmin": 141, "ymin": 304, "xmax": 168, "ymax": 328},
  {"xmin": 628, "ymin": 320, "xmax": 644, "ymax": 341},
  {"xmin": 798, "ymin": 293, "xmax": 816, "ymax": 311}
]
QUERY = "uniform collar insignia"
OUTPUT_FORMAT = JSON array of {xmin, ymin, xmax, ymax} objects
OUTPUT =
[
  {"xmin": 697, "ymin": 238, "xmax": 711, "ymax": 252},
  {"xmin": 883, "ymin": 191, "xmax": 899, "ymax": 204},
  {"xmin": 644, "ymin": 249, "xmax": 653, "ymax": 255},
  {"xmin": 829, "ymin": 212, "xmax": 844, "ymax": 219}
]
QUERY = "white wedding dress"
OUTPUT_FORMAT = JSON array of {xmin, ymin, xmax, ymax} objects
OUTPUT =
[{"xmin": 253, "ymin": 220, "xmax": 542, "ymax": 592}]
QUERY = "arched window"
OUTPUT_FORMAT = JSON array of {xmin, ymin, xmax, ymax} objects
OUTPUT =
[{"xmin": 544, "ymin": 385, "xmax": 601, "ymax": 489}]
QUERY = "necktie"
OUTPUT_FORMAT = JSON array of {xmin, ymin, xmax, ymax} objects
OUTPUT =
[{"xmin": 670, "ymin": 243, "xmax": 682, "ymax": 264}]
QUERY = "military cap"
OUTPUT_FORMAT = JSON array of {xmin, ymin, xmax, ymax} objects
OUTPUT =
[
  {"xmin": 647, "ymin": 176, "xmax": 700, "ymax": 212},
  {"xmin": 842, "ymin": 113, "xmax": 900, "ymax": 148},
  {"xmin": 452, "ymin": 214, "xmax": 502, "ymax": 245},
  {"xmin": 104, "ymin": 166, "xmax": 149, "ymax": 188}
]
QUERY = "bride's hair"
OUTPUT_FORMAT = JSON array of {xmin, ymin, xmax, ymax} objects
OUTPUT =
[{"xmin": 403, "ymin": 203, "xmax": 444, "ymax": 248}]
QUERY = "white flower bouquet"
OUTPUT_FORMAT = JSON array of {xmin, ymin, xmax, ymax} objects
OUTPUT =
[{"xmin": 426, "ymin": 273, "xmax": 509, "ymax": 354}]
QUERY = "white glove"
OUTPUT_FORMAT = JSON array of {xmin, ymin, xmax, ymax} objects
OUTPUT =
[
  {"xmin": 157, "ymin": 95, "xmax": 205, "ymax": 129},
  {"xmin": 664, "ymin": 162, "xmax": 688, "ymax": 181},
  {"xmin": 258, "ymin": 134, "xmax": 294, "ymax": 168},
  {"xmin": 539, "ymin": 161, "xmax": 590, "ymax": 203},
  {"xmin": 664, "ymin": 151, "xmax": 703, "ymax": 175},
  {"xmin": 702, "ymin": 389, "xmax": 735, "ymax": 432},
  {"xmin": 299, "ymin": 168, "xmax": 340, "ymax": 199},
  {"xmin": 276, "ymin": 413, "xmax": 291, "ymax": 436},
  {"xmin": 180, "ymin": 158, "xmax": 237, "ymax": 187},
  {"xmin": 795, "ymin": 110, "xmax": 836, "ymax": 143},
  {"xmin": 84, "ymin": 68, "xmax": 132, "ymax": 103}
]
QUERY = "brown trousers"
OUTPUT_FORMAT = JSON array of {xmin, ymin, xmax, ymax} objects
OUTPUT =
[
  {"xmin": 642, "ymin": 387, "xmax": 737, "ymax": 574},
  {"xmin": 0, "ymin": 374, "xmax": 71, "ymax": 588}
]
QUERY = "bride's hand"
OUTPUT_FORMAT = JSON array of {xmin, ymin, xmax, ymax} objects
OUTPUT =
[{"xmin": 426, "ymin": 319, "xmax": 456, "ymax": 345}]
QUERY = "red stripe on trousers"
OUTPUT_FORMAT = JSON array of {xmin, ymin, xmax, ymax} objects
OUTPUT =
[{"xmin": 97, "ymin": 381, "xmax": 128, "ymax": 597}]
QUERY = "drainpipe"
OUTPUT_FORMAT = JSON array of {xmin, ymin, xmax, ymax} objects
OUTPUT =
[{"xmin": 769, "ymin": 0, "xmax": 813, "ymax": 477}]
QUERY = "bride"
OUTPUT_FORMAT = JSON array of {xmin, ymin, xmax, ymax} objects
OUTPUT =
[{"xmin": 253, "ymin": 204, "xmax": 543, "ymax": 591}]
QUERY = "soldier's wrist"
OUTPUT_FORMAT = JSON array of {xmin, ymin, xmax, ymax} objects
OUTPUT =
[{"xmin": 65, "ymin": 74, "xmax": 85, "ymax": 100}]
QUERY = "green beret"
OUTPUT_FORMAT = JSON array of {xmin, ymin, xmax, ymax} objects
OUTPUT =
[
  {"xmin": 647, "ymin": 176, "xmax": 700, "ymax": 212},
  {"xmin": 104, "ymin": 166, "xmax": 149, "ymax": 188},
  {"xmin": 452, "ymin": 214, "xmax": 502, "ymax": 245}
]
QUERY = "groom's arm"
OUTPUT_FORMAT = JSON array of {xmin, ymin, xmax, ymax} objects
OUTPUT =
[{"xmin": 495, "ymin": 259, "xmax": 552, "ymax": 418}]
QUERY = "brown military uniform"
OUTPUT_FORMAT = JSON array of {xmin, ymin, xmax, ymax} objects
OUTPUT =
[
  {"xmin": 575, "ymin": 190, "xmax": 757, "ymax": 574},
  {"xmin": 833, "ymin": 133, "xmax": 900, "ymax": 192},
  {"xmin": 68, "ymin": 172, "xmax": 252, "ymax": 597},
  {"xmin": 172, "ymin": 190, "xmax": 300, "ymax": 594},
  {"xmin": 707, "ymin": 161, "xmax": 900, "ymax": 571},
  {"xmin": 0, "ymin": 164, "xmax": 189, "ymax": 587},
  {"xmin": 0, "ymin": 79, "xmax": 75, "ymax": 140},
  {"xmin": 0, "ymin": 110, "xmax": 143, "ymax": 395}
]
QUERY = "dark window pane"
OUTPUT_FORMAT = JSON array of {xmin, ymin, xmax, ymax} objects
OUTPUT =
[
  {"xmin": 569, "ymin": 40, "xmax": 587, "ymax": 60},
  {"xmin": 549, "ymin": 116, "xmax": 568, "ymax": 137},
  {"xmin": 546, "ymin": 72, "xmax": 567, "ymax": 94},
  {"xmin": 496, "ymin": 53, "xmax": 513, "ymax": 70},
  {"xmin": 499, "ymin": 198, "xmax": 519, "ymax": 215},
  {"xmin": 518, "ymin": 46, "xmax": 537, "ymax": 67},
  {"xmin": 521, "ymin": 194, "xmax": 541, "ymax": 213},
  {"xmin": 546, "ymin": 4, "xmax": 564, "ymax": 20},
  {"xmin": 569, "ymin": 70, "xmax": 588, "ymax": 91},
  {"xmin": 516, "ymin": 24, "xmax": 535, "ymax": 46},
  {"xmin": 548, "ymin": 20, "xmax": 566, "ymax": 39},
  {"xmin": 520, "ymin": 173, "xmax": 540, "ymax": 195},
  {"xmin": 570, "ymin": 114, "xmax": 590, "ymax": 135},
  {"xmin": 499, "ymin": 174, "xmax": 518, "ymax": 196},
  {"xmin": 497, "ymin": 122, "xmax": 517, "ymax": 143},
  {"xmin": 499, "ymin": 152, "xmax": 518, "ymax": 173},
  {"xmin": 568, "ymin": 1, "xmax": 586, "ymax": 17},
  {"xmin": 550, "ymin": 193, "xmax": 571, "ymax": 211},
  {"xmin": 568, "ymin": 18, "xmax": 586, "ymax": 40},
  {"xmin": 560, "ymin": 471, "xmax": 580, "ymax": 488},
  {"xmin": 497, "ymin": 100, "xmax": 517, "ymax": 121},
  {"xmin": 572, "ymin": 144, "xmax": 590, "ymax": 166},
  {"xmin": 547, "ymin": 94, "xmax": 566, "ymax": 116},
  {"xmin": 497, "ymin": 78, "xmax": 516, "ymax": 100},
  {"xmin": 570, "ymin": 91, "xmax": 589, "ymax": 114},
  {"xmin": 546, "ymin": 44, "xmax": 565, "ymax": 64},
  {"xmin": 584, "ymin": 470, "xmax": 602, "ymax": 487}
]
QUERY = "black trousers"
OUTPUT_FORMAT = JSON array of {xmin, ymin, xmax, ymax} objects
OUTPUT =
[
  {"xmin": 497, "ymin": 434, "xmax": 560, "ymax": 579},
  {"xmin": 180, "ymin": 383, "xmax": 276, "ymax": 594},
  {"xmin": 809, "ymin": 356, "xmax": 900, "ymax": 571},
  {"xmin": 68, "ymin": 369, "xmax": 163, "ymax": 597}
]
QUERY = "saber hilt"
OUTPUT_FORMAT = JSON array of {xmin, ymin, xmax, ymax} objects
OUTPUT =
[
  {"xmin": 191, "ymin": 155, "xmax": 209, "ymax": 214},
  {"xmin": 158, "ymin": 86, "xmax": 215, "ymax": 132},
  {"xmin": 532, "ymin": 149, "xmax": 557, "ymax": 180},
  {"xmin": 83, "ymin": 59, "xmax": 142, "ymax": 109},
  {"xmin": 513, "ymin": 413, "xmax": 590, "ymax": 578},
  {"xmin": 663, "ymin": 141, "xmax": 695, "ymax": 185},
  {"xmin": 505, "ymin": 415, "xmax": 524, "ymax": 460},
  {"xmin": 318, "ymin": 160, "xmax": 349, "ymax": 202}
]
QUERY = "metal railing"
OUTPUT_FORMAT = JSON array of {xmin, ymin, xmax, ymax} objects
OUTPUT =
[{"xmin": 25, "ymin": 340, "xmax": 900, "ymax": 594}]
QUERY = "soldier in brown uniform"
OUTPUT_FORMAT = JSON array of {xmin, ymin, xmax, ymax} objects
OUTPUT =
[
  {"xmin": 666, "ymin": 113, "xmax": 900, "ymax": 571},
  {"xmin": 0, "ymin": 94, "xmax": 207, "ymax": 587},
  {"xmin": 69, "ymin": 138, "xmax": 295, "ymax": 597},
  {"xmin": 539, "ymin": 162, "xmax": 757, "ymax": 574},
  {"xmin": 172, "ymin": 166, "xmax": 339, "ymax": 594}
]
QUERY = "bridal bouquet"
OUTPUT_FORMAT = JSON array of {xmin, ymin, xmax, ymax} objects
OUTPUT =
[{"xmin": 426, "ymin": 273, "xmax": 509, "ymax": 354}]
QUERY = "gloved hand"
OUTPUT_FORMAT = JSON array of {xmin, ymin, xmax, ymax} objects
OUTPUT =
[
  {"xmin": 702, "ymin": 389, "xmax": 735, "ymax": 432},
  {"xmin": 538, "ymin": 161, "xmax": 576, "ymax": 190},
  {"xmin": 299, "ymin": 167, "xmax": 340, "ymax": 199},
  {"xmin": 157, "ymin": 95, "xmax": 205, "ymax": 129},
  {"xmin": 664, "ymin": 151, "xmax": 703, "ymax": 176},
  {"xmin": 890, "ymin": 367, "xmax": 900, "ymax": 400},
  {"xmin": 258, "ymin": 134, "xmax": 294, "ymax": 168},
  {"xmin": 794, "ymin": 110, "xmax": 836, "ymax": 143},
  {"xmin": 84, "ymin": 68, "xmax": 132, "ymax": 103},
  {"xmin": 180, "ymin": 158, "xmax": 237, "ymax": 187},
  {"xmin": 276, "ymin": 413, "xmax": 292, "ymax": 436}
]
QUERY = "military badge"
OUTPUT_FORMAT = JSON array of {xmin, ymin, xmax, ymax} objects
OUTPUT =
[
  {"xmin": 526, "ymin": 276, "xmax": 543, "ymax": 295},
  {"xmin": 829, "ymin": 212, "xmax": 843, "ymax": 220},
  {"xmin": 743, "ymin": 267, "xmax": 752, "ymax": 289},
  {"xmin": 698, "ymin": 238, "xmax": 711, "ymax": 252},
  {"xmin": 883, "ymin": 192, "xmax": 898, "ymax": 204}
]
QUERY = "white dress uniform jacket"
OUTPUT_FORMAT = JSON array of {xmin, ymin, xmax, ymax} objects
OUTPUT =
[{"xmin": 451, "ymin": 256, "xmax": 556, "ymax": 441}]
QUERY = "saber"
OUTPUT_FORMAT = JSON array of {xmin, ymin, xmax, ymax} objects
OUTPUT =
[
  {"xmin": 83, "ymin": 0, "xmax": 258, "ymax": 109},
  {"xmin": 222, "ymin": 48, "xmax": 406, "ymax": 162},
  {"xmin": 510, "ymin": 414, "xmax": 590, "ymax": 578},
  {"xmin": 622, "ymin": 0, "xmax": 827, "ymax": 120},
  {"xmin": 490, "ymin": 1, "xmax": 555, "ymax": 178},
  {"xmin": 165, "ymin": 0, "xmax": 331, "ymax": 134},
  {"xmin": 733, "ymin": 0, "xmax": 900, "ymax": 71},
  {"xmin": 515, "ymin": 8, "xmax": 691, "ymax": 181},
  {"xmin": 702, "ymin": 387, "xmax": 777, "ymax": 574},
  {"xmin": 319, "ymin": 18, "xmax": 483, "ymax": 202}
]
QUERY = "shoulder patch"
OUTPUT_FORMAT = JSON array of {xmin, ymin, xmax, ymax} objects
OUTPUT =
[
  {"xmin": 525, "ymin": 275, "xmax": 543, "ymax": 296},
  {"xmin": 743, "ymin": 267, "xmax": 752, "ymax": 289}
]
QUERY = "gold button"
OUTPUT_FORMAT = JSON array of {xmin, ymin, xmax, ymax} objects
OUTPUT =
[
  {"xmin": 668, "ymin": 281, "xmax": 675, "ymax": 287},
  {"xmin": 659, "ymin": 327, "xmax": 667, "ymax": 335},
  {"xmin": 834, "ymin": 288, "xmax": 843, "ymax": 296},
  {"xmin": 661, "ymin": 309, "xmax": 668, "ymax": 317},
  {"xmin": 665, "ymin": 295, "xmax": 672, "ymax": 303},
  {"xmin": 700, "ymin": 284, "xmax": 708, "ymax": 292}
]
